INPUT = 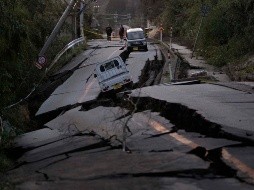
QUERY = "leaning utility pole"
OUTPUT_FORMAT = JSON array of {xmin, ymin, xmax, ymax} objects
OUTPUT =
[
  {"xmin": 36, "ymin": 0, "xmax": 96, "ymax": 68},
  {"xmin": 191, "ymin": 3, "xmax": 209, "ymax": 58},
  {"xmin": 38, "ymin": 0, "xmax": 77, "ymax": 58},
  {"xmin": 80, "ymin": 2, "xmax": 84, "ymax": 38},
  {"xmin": 191, "ymin": 16, "xmax": 204, "ymax": 58}
]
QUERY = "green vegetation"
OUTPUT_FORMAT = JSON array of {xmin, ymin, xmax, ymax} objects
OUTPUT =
[
  {"xmin": 0, "ymin": 0, "xmax": 83, "ymax": 179},
  {"xmin": 0, "ymin": 141, "xmax": 14, "ymax": 174},
  {"xmin": 84, "ymin": 27, "xmax": 103, "ymax": 39},
  {"xmin": 0, "ymin": 0, "xmax": 69, "ymax": 110},
  {"xmin": 0, "ymin": 0, "xmax": 62, "ymax": 178},
  {"xmin": 0, "ymin": 1, "xmax": 95, "ymax": 125},
  {"xmin": 141, "ymin": 0, "xmax": 254, "ymax": 80}
]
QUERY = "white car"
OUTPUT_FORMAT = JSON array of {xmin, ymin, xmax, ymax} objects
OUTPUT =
[
  {"xmin": 126, "ymin": 28, "xmax": 148, "ymax": 52},
  {"xmin": 94, "ymin": 56, "xmax": 133, "ymax": 92}
]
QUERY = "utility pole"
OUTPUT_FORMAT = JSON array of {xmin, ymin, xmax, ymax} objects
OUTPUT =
[
  {"xmin": 191, "ymin": 3, "xmax": 209, "ymax": 58},
  {"xmin": 114, "ymin": 13, "xmax": 118, "ymax": 23},
  {"xmin": 191, "ymin": 17, "xmax": 203, "ymax": 58},
  {"xmin": 72, "ymin": 8, "xmax": 77, "ymax": 39},
  {"xmin": 159, "ymin": 24, "xmax": 164, "ymax": 42},
  {"xmin": 127, "ymin": 13, "xmax": 131, "ymax": 26},
  {"xmin": 38, "ymin": 0, "xmax": 77, "ymax": 58},
  {"xmin": 37, "ymin": 0, "xmax": 97, "ymax": 65},
  {"xmin": 169, "ymin": 26, "xmax": 173, "ymax": 49},
  {"xmin": 80, "ymin": 2, "xmax": 84, "ymax": 38}
]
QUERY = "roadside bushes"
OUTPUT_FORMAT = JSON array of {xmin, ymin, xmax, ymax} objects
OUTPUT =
[
  {"xmin": 84, "ymin": 27, "xmax": 103, "ymax": 39},
  {"xmin": 0, "ymin": 0, "xmax": 74, "ymax": 110},
  {"xmin": 0, "ymin": 0, "xmax": 77, "ymax": 177},
  {"xmin": 0, "ymin": 0, "xmax": 74, "ymax": 159},
  {"xmin": 205, "ymin": 46, "xmax": 229, "ymax": 67},
  {"xmin": 199, "ymin": 0, "xmax": 254, "ymax": 68},
  {"xmin": 145, "ymin": 0, "xmax": 254, "ymax": 73}
]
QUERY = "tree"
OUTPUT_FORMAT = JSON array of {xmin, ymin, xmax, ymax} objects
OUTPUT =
[
  {"xmin": 141, "ymin": 0, "xmax": 254, "ymax": 67},
  {"xmin": 0, "ymin": 0, "xmax": 68, "ymax": 110}
]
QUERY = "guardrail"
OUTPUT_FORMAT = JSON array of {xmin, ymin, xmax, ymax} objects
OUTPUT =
[
  {"xmin": 3, "ymin": 37, "xmax": 86, "ymax": 111},
  {"xmin": 158, "ymin": 40, "xmax": 177, "ymax": 81},
  {"xmin": 46, "ymin": 37, "xmax": 86, "ymax": 73}
]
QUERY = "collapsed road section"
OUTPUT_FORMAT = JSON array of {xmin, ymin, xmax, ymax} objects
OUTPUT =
[
  {"xmin": 33, "ymin": 42, "xmax": 163, "ymax": 124},
  {"xmin": 6, "ymin": 40, "xmax": 254, "ymax": 189},
  {"xmin": 8, "ymin": 95, "xmax": 254, "ymax": 189},
  {"xmin": 9, "ymin": 81, "xmax": 254, "ymax": 188}
]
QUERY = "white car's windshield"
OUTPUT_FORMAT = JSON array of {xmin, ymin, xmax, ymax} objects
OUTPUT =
[{"xmin": 127, "ymin": 31, "xmax": 145, "ymax": 40}]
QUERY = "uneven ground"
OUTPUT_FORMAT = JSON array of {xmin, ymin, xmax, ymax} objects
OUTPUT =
[
  {"xmin": 149, "ymin": 28, "xmax": 254, "ymax": 83},
  {"xmin": 2, "ymin": 38, "xmax": 254, "ymax": 190}
]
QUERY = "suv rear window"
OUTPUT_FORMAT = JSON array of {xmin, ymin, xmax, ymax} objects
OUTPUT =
[{"xmin": 100, "ymin": 60, "xmax": 119, "ymax": 72}]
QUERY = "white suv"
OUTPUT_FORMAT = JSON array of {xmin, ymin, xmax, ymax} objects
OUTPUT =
[{"xmin": 126, "ymin": 28, "xmax": 148, "ymax": 52}]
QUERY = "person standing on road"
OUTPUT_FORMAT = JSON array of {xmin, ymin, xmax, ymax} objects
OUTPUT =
[
  {"xmin": 119, "ymin": 24, "xmax": 124, "ymax": 43},
  {"xmin": 106, "ymin": 24, "xmax": 113, "ymax": 41}
]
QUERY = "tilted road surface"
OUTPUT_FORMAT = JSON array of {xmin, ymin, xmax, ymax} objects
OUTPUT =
[{"xmin": 7, "ymin": 39, "xmax": 254, "ymax": 189}]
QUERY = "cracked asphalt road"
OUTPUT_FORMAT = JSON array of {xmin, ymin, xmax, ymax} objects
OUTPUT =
[{"xmin": 7, "ymin": 39, "xmax": 254, "ymax": 189}]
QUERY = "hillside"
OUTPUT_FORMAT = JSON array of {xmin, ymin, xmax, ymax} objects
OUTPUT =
[{"xmin": 141, "ymin": 0, "xmax": 254, "ymax": 81}]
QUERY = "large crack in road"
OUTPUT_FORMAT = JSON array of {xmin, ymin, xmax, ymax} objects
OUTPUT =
[
  {"xmin": 8, "ymin": 44, "xmax": 254, "ymax": 188},
  {"xmin": 76, "ymin": 95, "xmax": 253, "ymax": 185}
]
